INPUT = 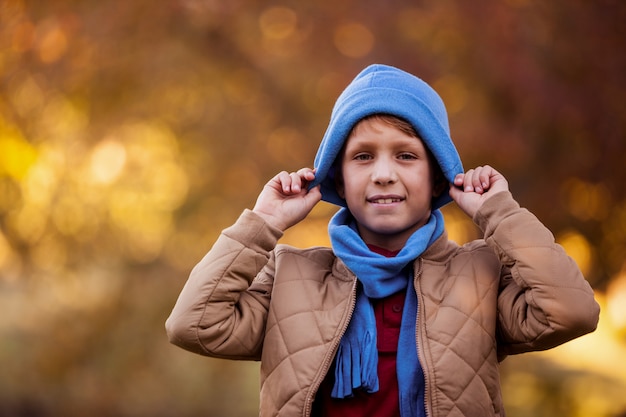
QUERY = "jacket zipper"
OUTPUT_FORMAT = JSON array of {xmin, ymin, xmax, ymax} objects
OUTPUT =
[
  {"xmin": 302, "ymin": 275, "xmax": 359, "ymax": 417},
  {"xmin": 414, "ymin": 258, "xmax": 434, "ymax": 417}
]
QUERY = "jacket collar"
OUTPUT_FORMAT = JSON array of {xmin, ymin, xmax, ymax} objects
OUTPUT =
[{"xmin": 419, "ymin": 230, "xmax": 459, "ymax": 264}]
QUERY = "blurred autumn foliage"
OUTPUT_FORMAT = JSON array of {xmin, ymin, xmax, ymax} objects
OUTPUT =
[{"xmin": 1, "ymin": 0, "xmax": 625, "ymax": 416}]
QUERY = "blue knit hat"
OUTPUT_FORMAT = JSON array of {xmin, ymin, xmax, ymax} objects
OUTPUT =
[{"xmin": 310, "ymin": 64, "xmax": 464, "ymax": 209}]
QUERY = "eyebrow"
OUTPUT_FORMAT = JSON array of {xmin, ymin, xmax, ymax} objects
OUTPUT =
[{"xmin": 345, "ymin": 135, "xmax": 427, "ymax": 152}]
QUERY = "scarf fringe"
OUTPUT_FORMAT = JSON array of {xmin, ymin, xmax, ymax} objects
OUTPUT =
[{"xmin": 331, "ymin": 329, "xmax": 379, "ymax": 398}]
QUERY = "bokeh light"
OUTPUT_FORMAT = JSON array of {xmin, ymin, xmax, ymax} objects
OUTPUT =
[{"xmin": 334, "ymin": 22, "xmax": 375, "ymax": 58}]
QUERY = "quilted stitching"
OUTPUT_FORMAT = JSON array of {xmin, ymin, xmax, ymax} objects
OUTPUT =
[
  {"xmin": 168, "ymin": 201, "xmax": 598, "ymax": 417},
  {"xmin": 260, "ymin": 250, "xmax": 354, "ymax": 416},
  {"xmin": 416, "ymin": 245, "xmax": 503, "ymax": 417}
]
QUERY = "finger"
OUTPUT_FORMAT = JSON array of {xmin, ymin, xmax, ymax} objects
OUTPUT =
[
  {"xmin": 448, "ymin": 182, "xmax": 463, "ymax": 200},
  {"xmin": 297, "ymin": 167, "xmax": 315, "ymax": 177},
  {"xmin": 462, "ymin": 169, "xmax": 476, "ymax": 192},
  {"xmin": 289, "ymin": 171, "xmax": 304, "ymax": 192},
  {"xmin": 477, "ymin": 165, "xmax": 493, "ymax": 191},
  {"xmin": 275, "ymin": 171, "xmax": 293, "ymax": 193},
  {"xmin": 471, "ymin": 167, "xmax": 486, "ymax": 193},
  {"xmin": 297, "ymin": 168, "xmax": 317, "ymax": 188},
  {"xmin": 304, "ymin": 185, "xmax": 322, "ymax": 206},
  {"xmin": 295, "ymin": 167, "xmax": 318, "ymax": 191},
  {"xmin": 453, "ymin": 173, "xmax": 465, "ymax": 187}
]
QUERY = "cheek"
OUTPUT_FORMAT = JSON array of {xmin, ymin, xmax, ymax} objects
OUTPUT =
[{"xmin": 338, "ymin": 175, "xmax": 363, "ymax": 203}]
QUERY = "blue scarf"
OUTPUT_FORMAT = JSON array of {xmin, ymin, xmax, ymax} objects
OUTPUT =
[{"xmin": 329, "ymin": 208, "xmax": 444, "ymax": 417}]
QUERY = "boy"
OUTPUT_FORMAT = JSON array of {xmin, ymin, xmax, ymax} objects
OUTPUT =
[{"xmin": 166, "ymin": 64, "xmax": 599, "ymax": 417}]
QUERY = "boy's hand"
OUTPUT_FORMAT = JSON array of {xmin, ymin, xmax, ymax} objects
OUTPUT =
[
  {"xmin": 448, "ymin": 165, "xmax": 509, "ymax": 218},
  {"xmin": 252, "ymin": 168, "xmax": 322, "ymax": 231}
]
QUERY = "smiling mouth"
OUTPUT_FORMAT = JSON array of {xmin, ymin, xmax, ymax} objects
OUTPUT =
[{"xmin": 369, "ymin": 197, "xmax": 403, "ymax": 204}]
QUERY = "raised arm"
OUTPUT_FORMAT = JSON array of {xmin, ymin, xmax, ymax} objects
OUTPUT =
[
  {"xmin": 453, "ymin": 167, "xmax": 600, "ymax": 355},
  {"xmin": 165, "ymin": 209, "xmax": 282, "ymax": 359},
  {"xmin": 165, "ymin": 168, "xmax": 321, "ymax": 359}
]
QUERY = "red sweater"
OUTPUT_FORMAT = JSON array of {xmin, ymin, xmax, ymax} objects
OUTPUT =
[{"xmin": 313, "ymin": 246, "xmax": 404, "ymax": 417}]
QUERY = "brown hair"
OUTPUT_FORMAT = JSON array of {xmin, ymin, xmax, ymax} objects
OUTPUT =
[{"xmin": 359, "ymin": 114, "xmax": 419, "ymax": 139}]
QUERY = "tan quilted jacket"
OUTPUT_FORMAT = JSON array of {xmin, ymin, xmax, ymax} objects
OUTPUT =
[{"xmin": 166, "ymin": 191, "xmax": 599, "ymax": 417}]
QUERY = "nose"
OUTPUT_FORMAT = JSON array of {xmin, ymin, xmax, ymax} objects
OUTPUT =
[{"xmin": 371, "ymin": 158, "xmax": 397, "ymax": 185}]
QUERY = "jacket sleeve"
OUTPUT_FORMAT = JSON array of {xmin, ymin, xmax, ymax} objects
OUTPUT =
[
  {"xmin": 165, "ymin": 209, "xmax": 283, "ymax": 360},
  {"xmin": 473, "ymin": 191, "xmax": 600, "ymax": 357}
]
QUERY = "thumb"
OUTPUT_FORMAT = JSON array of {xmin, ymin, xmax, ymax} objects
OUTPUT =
[
  {"xmin": 304, "ymin": 185, "xmax": 322, "ymax": 207},
  {"xmin": 448, "ymin": 183, "xmax": 463, "ymax": 203}
]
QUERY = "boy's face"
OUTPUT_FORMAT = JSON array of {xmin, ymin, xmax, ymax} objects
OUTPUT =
[{"xmin": 337, "ymin": 118, "xmax": 440, "ymax": 251}]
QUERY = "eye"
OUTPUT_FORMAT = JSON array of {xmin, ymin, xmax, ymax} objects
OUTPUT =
[
  {"xmin": 353, "ymin": 153, "xmax": 373, "ymax": 161},
  {"xmin": 398, "ymin": 152, "xmax": 418, "ymax": 160}
]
